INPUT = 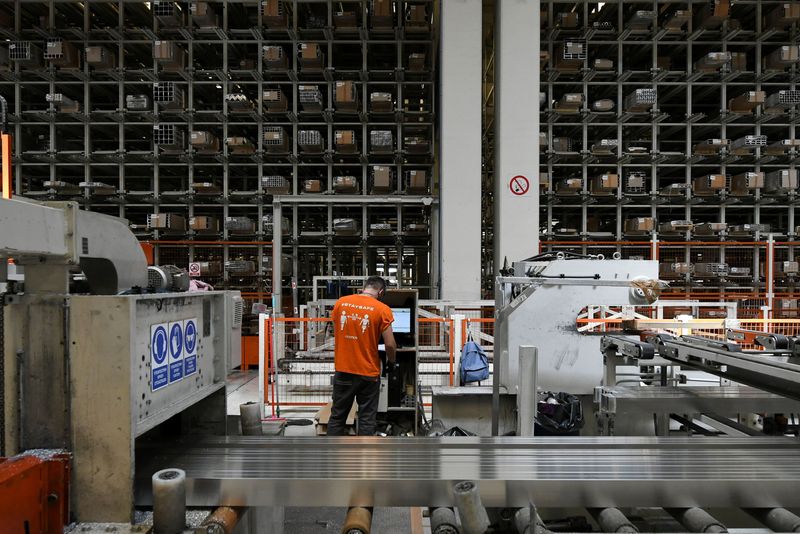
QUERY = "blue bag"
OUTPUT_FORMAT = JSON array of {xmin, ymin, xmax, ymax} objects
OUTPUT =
[{"xmin": 460, "ymin": 334, "xmax": 490, "ymax": 384}]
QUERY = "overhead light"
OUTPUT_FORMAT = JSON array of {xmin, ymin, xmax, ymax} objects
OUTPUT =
[{"xmin": 215, "ymin": 84, "xmax": 222, "ymax": 89}]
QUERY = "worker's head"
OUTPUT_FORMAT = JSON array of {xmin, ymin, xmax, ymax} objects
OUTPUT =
[{"xmin": 363, "ymin": 276, "xmax": 387, "ymax": 299}]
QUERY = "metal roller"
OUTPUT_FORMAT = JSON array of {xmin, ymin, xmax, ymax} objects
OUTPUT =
[
  {"xmin": 430, "ymin": 507, "xmax": 458, "ymax": 534},
  {"xmin": 667, "ymin": 508, "xmax": 727, "ymax": 533},
  {"xmin": 199, "ymin": 506, "xmax": 246, "ymax": 534},
  {"xmin": 342, "ymin": 506, "xmax": 372, "ymax": 534},
  {"xmin": 590, "ymin": 508, "xmax": 639, "ymax": 533},
  {"xmin": 745, "ymin": 507, "xmax": 800, "ymax": 532},
  {"xmin": 152, "ymin": 468, "xmax": 186, "ymax": 534},
  {"xmin": 453, "ymin": 481, "xmax": 490, "ymax": 534},
  {"xmin": 239, "ymin": 402, "xmax": 262, "ymax": 436}
]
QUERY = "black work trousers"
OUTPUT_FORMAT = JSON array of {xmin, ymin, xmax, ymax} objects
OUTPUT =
[{"xmin": 327, "ymin": 371, "xmax": 380, "ymax": 436}]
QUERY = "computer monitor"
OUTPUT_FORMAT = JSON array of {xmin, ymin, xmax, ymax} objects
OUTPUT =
[{"xmin": 391, "ymin": 307, "xmax": 412, "ymax": 334}]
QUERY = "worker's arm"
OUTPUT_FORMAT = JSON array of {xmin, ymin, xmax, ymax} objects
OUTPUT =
[{"xmin": 382, "ymin": 325, "xmax": 397, "ymax": 364}]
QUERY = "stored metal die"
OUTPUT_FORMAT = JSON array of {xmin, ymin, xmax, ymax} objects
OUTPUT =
[
  {"xmin": 775, "ymin": 261, "xmax": 800, "ymax": 275},
  {"xmin": 693, "ymin": 138, "xmax": 729, "ymax": 156},
  {"xmin": 298, "ymin": 43, "xmax": 325, "ymax": 69},
  {"xmin": 44, "ymin": 181, "xmax": 81, "ymax": 195},
  {"xmin": 408, "ymin": 52, "xmax": 426, "ymax": 71},
  {"xmin": 264, "ymin": 127, "xmax": 290, "ymax": 153},
  {"xmin": 225, "ymin": 260, "xmax": 256, "ymax": 274},
  {"xmin": 625, "ymin": 172, "xmax": 647, "ymax": 194},
  {"xmin": 406, "ymin": 170, "xmax": 428, "ymax": 193},
  {"xmin": 333, "ymin": 218, "xmax": 359, "ymax": 236},
  {"xmin": 660, "ymin": 183, "xmax": 690, "ymax": 197},
  {"xmin": 335, "ymin": 130, "xmax": 358, "ymax": 153},
  {"xmin": 765, "ymin": 139, "xmax": 800, "ymax": 155},
  {"xmin": 556, "ymin": 178, "xmax": 583, "ymax": 195},
  {"xmin": 303, "ymin": 179, "xmax": 324, "ymax": 193},
  {"xmin": 405, "ymin": 4, "xmax": 429, "ymax": 31},
  {"xmin": 189, "ymin": 216, "xmax": 220, "ymax": 233},
  {"xmin": 624, "ymin": 217, "xmax": 655, "ymax": 233},
  {"xmin": 693, "ymin": 174, "xmax": 727, "ymax": 195},
  {"xmin": 226, "ymin": 217, "xmax": 255, "ymax": 235},
  {"xmin": 153, "ymin": 124, "xmax": 185, "ymax": 153},
  {"xmin": 659, "ymin": 220, "xmax": 694, "ymax": 233},
  {"xmin": 298, "ymin": 130, "xmax": 325, "ymax": 153},
  {"xmin": 727, "ymin": 91, "xmax": 765, "ymax": 114},
  {"xmin": 592, "ymin": 99, "xmax": 614, "ymax": 112},
  {"xmin": 405, "ymin": 222, "xmax": 428, "ymax": 234},
  {"xmin": 729, "ymin": 52, "xmax": 747, "ymax": 72},
  {"xmin": 557, "ymin": 12, "xmax": 579, "ymax": 29},
  {"xmin": 766, "ymin": 3, "xmax": 800, "ymax": 30},
  {"xmin": 694, "ymin": 263, "xmax": 729, "ymax": 277},
  {"xmin": 663, "ymin": 10, "xmax": 691, "ymax": 31},
  {"xmin": 9, "ymin": 41, "xmax": 42, "ymax": 67},
  {"xmin": 694, "ymin": 222, "xmax": 727, "ymax": 235},
  {"xmin": 405, "ymin": 135, "xmax": 430, "ymax": 153},
  {"xmin": 225, "ymin": 93, "xmax": 254, "ymax": 112},
  {"xmin": 190, "ymin": 131, "xmax": 220, "ymax": 154},
  {"xmin": 80, "ymin": 182, "xmax": 117, "ymax": 196},
  {"xmin": 370, "ymin": 92, "xmax": 393, "ymax": 112},
  {"xmin": 191, "ymin": 182, "xmax": 221, "ymax": 195},
  {"xmin": 46, "ymin": 93, "xmax": 80, "ymax": 113},
  {"xmin": 126, "ymin": 94, "xmax": 151, "ymax": 111},
  {"xmin": 764, "ymin": 90, "xmax": 800, "ymax": 113},
  {"xmin": 555, "ymin": 93, "xmax": 584, "ymax": 113},
  {"xmin": 592, "ymin": 139, "xmax": 618, "ymax": 155},
  {"xmin": 333, "ymin": 175, "xmax": 359, "ymax": 194},
  {"xmin": 371, "ymin": 166, "xmax": 394, "ymax": 194},
  {"xmin": 694, "ymin": 0, "xmax": 730, "ymax": 30},
  {"xmin": 153, "ymin": 82, "xmax": 185, "ymax": 110},
  {"xmin": 85, "ymin": 46, "xmax": 116, "ymax": 70},
  {"xmin": 299, "ymin": 85, "xmax": 324, "ymax": 111},
  {"xmin": 263, "ymin": 214, "xmax": 291, "ymax": 236},
  {"xmin": 263, "ymin": 46, "xmax": 288, "ymax": 69},
  {"xmin": 334, "ymin": 10, "xmax": 358, "ymax": 29},
  {"xmin": 262, "ymin": 176, "xmax": 290, "ymax": 195},
  {"xmin": 590, "ymin": 173, "xmax": 618, "ymax": 194},
  {"xmin": 554, "ymin": 40, "xmax": 586, "ymax": 72},
  {"xmin": 552, "ymin": 137, "xmax": 572, "ymax": 152},
  {"xmin": 335, "ymin": 80, "xmax": 359, "ymax": 111},
  {"xmin": 147, "ymin": 213, "xmax": 187, "ymax": 231},
  {"xmin": 694, "ymin": 51, "xmax": 731, "ymax": 72},
  {"xmin": 153, "ymin": 41, "xmax": 186, "ymax": 72},
  {"xmin": 764, "ymin": 169, "xmax": 798, "ymax": 194},
  {"xmin": 191, "ymin": 1, "xmax": 219, "ymax": 28},
  {"xmin": 765, "ymin": 46, "xmax": 800, "ymax": 71},
  {"xmin": 730, "ymin": 135, "xmax": 767, "ymax": 155},
  {"xmin": 226, "ymin": 137, "xmax": 256, "ymax": 155},
  {"xmin": 188, "ymin": 260, "xmax": 222, "ymax": 276},
  {"xmin": 624, "ymin": 89, "xmax": 656, "ymax": 113},
  {"xmin": 729, "ymin": 223, "xmax": 770, "ymax": 235},
  {"xmin": 730, "ymin": 172, "xmax": 765, "ymax": 196},
  {"xmin": 153, "ymin": 1, "xmax": 184, "ymax": 26},
  {"xmin": 660, "ymin": 262, "xmax": 694, "ymax": 277},
  {"xmin": 371, "ymin": 130, "xmax": 394, "ymax": 153},
  {"xmin": 627, "ymin": 10, "xmax": 656, "ymax": 30},
  {"xmin": 371, "ymin": 0, "xmax": 394, "ymax": 29},
  {"xmin": 261, "ymin": 0, "xmax": 288, "ymax": 28},
  {"xmin": 370, "ymin": 223, "xmax": 393, "ymax": 236},
  {"xmin": 263, "ymin": 89, "xmax": 288, "ymax": 112},
  {"xmin": 593, "ymin": 58, "xmax": 613, "ymax": 71},
  {"xmin": 45, "ymin": 38, "xmax": 80, "ymax": 69}
]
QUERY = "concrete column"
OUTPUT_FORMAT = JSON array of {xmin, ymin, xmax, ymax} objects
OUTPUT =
[
  {"xmin": 494, "ymin": 0, "xmax": 540, "ymax": 270},
  {"xmin": 440, "ymin": 0, "xmax": 482, "ymax": 300}
]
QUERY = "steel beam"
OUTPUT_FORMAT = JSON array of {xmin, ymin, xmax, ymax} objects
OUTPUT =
[{"xmin": 136, "ymin": 437, "xmax": 800, "ymax": 508}]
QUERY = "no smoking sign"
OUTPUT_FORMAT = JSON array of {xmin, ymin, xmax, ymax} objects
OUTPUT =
[{"xmin": 509, "ymin": 175, "xmax": 530, "ymax": 196}]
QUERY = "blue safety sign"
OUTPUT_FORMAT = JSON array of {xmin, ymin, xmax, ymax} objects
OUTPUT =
[
  {"xmin": 168, "ymin": 321, "xmax": 184, "ymax": 383},
  {"xmin": 184, "ymin": 318, "xmax": 198, "ymax": 376},
  {"xmin": 150, "ymin": 324, "xmax": 169, "ymax": 391}
]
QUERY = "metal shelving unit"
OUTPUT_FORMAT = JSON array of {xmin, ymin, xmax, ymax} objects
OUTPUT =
[
  {"xmin": 1, "ymin": 0, "xmax": 438, "ymax": 327},
  {"xmin": 484, "ymin": 0, "xmax": 800, "ymax": 312}
]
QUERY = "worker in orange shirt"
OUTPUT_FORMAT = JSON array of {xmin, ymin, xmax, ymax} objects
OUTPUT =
[{"xmin": 327, "ymin": 276, "xmax": 397, "ymax": 436}]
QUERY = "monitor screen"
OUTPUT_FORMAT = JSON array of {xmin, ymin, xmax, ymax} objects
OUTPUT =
[{"xmin": 391, "ymin": 307, "xmax": 412, "ymax": 334}]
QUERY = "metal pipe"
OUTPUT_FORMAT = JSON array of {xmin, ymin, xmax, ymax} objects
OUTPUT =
[
  {"xmin": 667, "ymin": 508, "xmax": 727, "ymax": 533},
  {"xmin": 342, "ymin": 506, "xmax": 372, "ymax": 534},
  {"xmin": 589, "ymin": 508, "xmax": 639, "ymax": 533},
  {"xmin": 518, "ymin": 346, "xmax": 538, "ymax": 437},
  {"xmin": 152, "ymin": 468, "xmax": 186, "ymax": 534},
  {"xmin": 745, "ymin": 508, "xmax": 800, "ymax": 532},
  {"xmin": 430, "ymin": 507, "xmax": 458, "ymax": 534},
  {"xmin": 239, "ymin": 402, "xmax": 262, "ymax": 436},
  {"xmin": 453, "ymin": 480, "xmax": 491, "ymax": 534},
  {"xmin": 199, "ymin": 506, "xmax": 246, "ymax": 534}
]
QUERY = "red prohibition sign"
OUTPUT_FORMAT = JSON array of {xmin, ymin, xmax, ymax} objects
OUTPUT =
[{"xmin": 509, "ymin": 175, "xmax": 530, "ymax": 196}]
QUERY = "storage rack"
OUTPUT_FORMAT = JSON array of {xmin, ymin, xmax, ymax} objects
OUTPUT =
[
  {"xmin": 1, "ymin": 0, "xmax": 437, "ymax": 327},
  {"xmin": 484, "ymin": 0, "xmax": 800, "ymax": 314}
]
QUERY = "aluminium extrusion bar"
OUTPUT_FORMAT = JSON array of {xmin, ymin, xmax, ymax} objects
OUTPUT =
[{"xmin": 135, "ymin": 437, "xmax": 800, "ymax": 509}]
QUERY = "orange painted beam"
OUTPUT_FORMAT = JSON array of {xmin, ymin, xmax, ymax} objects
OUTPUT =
[{"xmin": 1, "ymin": 133, "xmax": 11, "ymax": 199}]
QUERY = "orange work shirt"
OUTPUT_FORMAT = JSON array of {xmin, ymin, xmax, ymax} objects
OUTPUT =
[{"xmin": 332, "ymin": 294, "xmax": 394, "ymax": 377}]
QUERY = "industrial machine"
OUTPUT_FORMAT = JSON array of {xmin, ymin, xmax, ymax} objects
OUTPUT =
[{"xmin": 0, "ymin": 197, "xmax": 241, "ymax": 524}]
